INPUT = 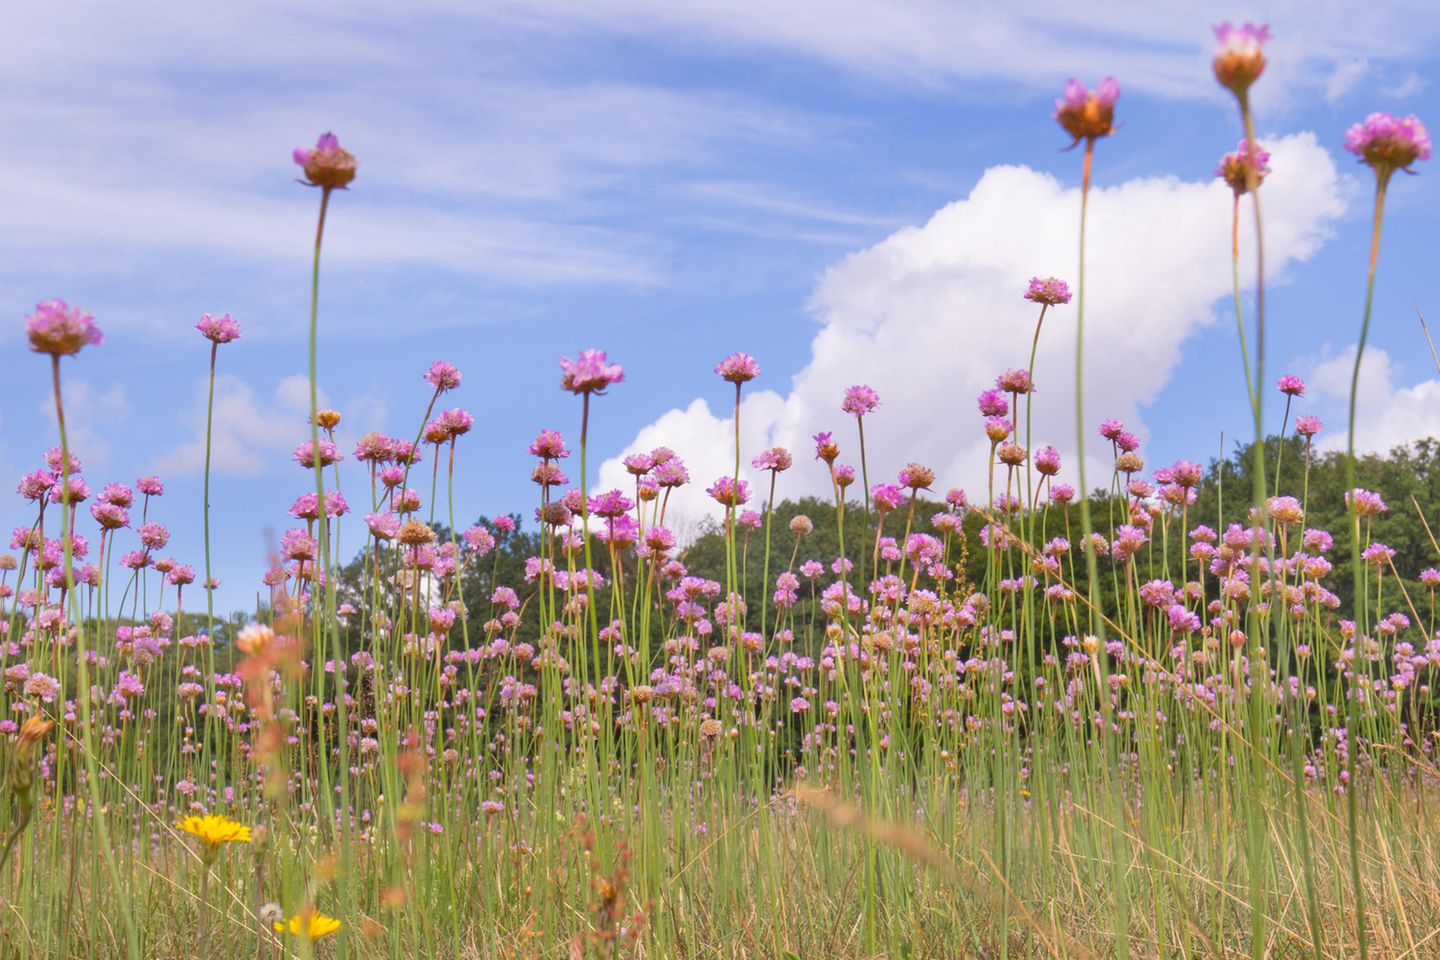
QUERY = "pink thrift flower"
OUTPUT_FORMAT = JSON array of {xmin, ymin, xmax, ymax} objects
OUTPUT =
[
  {"xmin": 1346, "ymin": 488, "xmax": 1388, "ymax": 517},
  {"xmin": 1276, "ymin": 374, "xmax": 1305, "ymax": 397},
  {"xmin": 293, "ymin": 131, "xmax": 358, "ymax": 189},
  {"xmin": 1344, "ymin": 113, "xmax": 1431, "ymax": 174},
  {"xmin": 1024, "ymin": 277, "xmax": 1071, "ymax": 306},
  {"xmin": 26, "ymin": 299, "xmax": 103, "ymax": 356},
  {"xmin": 706, "ymin": 476, "xmax": 751, "ymax": 508},
  {"xmin": 1212, "ymin": 22, "xmax": 1269, "ymax": 95},
  {"xmin": 841, "ymin": 384, "xmax": 880, "ymax": 417},
  {"xmin": 560, "ymin": 349, "xmax": 624, "ymax": 394},
  {"xmin": 424, "ymin": 361, "xmax": 462, "ymax": 392},
  {"xmin": 1294, "ymin": 415, "xmax": 1323, "ymax": 437},
  {"xmin": 196, "ymin": 313, "xmax": 241, "ymax": 344},
  {"xmin": 996, "ymin": 369, "xmax": 1032, "ymax": 394},
  {"xmin": 528, "ymin": 429, "xmax": 569, "ymax": 460},
  {"xmin": 1216, "ymin": 139, "xmax": 1271, "ymax": 196},
  {"xmin": 977, "ymin": 389, "xmax": 1009, "ymax": 418},
  {"xmin": 1054, "ymin": 77, "xmax": 1119, "ymax": 145},
  {"xmin": 751, "ymin": 447, "xmax": 792, "ymax": 472},
  {"xmin": 715, "ymin": 352, "xmax": 760, "ymax": 383},
  {"xmin": 813, "ymin": 432, "xmax": 839, "ymax": 464},
  {"xmin": 1034, "ymin": 446, "xmax": 1062, "ymax": 476}
]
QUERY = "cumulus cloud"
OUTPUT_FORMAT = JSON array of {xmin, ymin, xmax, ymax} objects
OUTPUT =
[
  {"xmin": 1309, "ymin": 345, "xmax": 1440, "ymax": 454},
  {"xmin": 600, "ymin": 132, "xmax": 1346, "ymax": 529}
]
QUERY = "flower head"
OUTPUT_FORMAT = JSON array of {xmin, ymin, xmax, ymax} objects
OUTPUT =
[
  {"xmin": 1054, "ymin": 77, "xmax": 1119, "ymax": 146},
  {"xmin": 529, "ymin": 429, "xmax": 570, "ymax": 460},
  {"xmin": 751, "ymin": 447, "xmax": 792, "ymax": 472},
  {"xmin": 274, "ymin": 912, "xmax": 342, "ymax": 940},
  {"xmin": 841, "ymin": 384, "xmax": 881, "ymax": 417},
  {"xmin": 1344, "ymin": 113, "xmax": 1431, "ymax": 175},
  {"xmin": 26, "ymin": 299, "xmax": 103, "ymax": 356},
  {"xmin": 424, "ymin": 361, "xmax": 462, "ymax": 392},
  {"xmin": 560, "ymin": 349, "xmax": 624, "ymax": 394},
  {"xmin": 1212, "ymin": 22, "xmax": 1269, "ymax": 95},
  {"xmin": 196, "ymin": 313, "xmax": 241, "ymax": 344},
  {"xmin": 977, "ymin": 389, "xmax": 1009, "ymax": 418},
  {"xmin": 1216, "ymin": 140, "xmax": 1271, "ymax": 195},
  {"xmin": 1276, "ymin": 374, "xmax": 1305, "ymax": 397},
  {"xmin": 996, "ymin": 369, "xmax": 1032, "ymax": 394},
  {"xmin": 1294, "ymin": 415, "xmax": 1323, "ymax": 438},
  {"xmin": 715, "ymin": 352, "xmax": 760, "ymax": 384},
  {"xmin": 179, "ymin": 814, "xmax": 251, "ymax": 862},
  {"xmin": 706, "ymin": 476, "xmax": 751, "ymax": 508},
  {"xmin": 293, "ymin": 132, "xmax": 357, "ymax": 189},
  {"xmin": 813, "ymin": 432, "xmax": 839, "ymax": 464},
  {"xmin": 1024, "ymin": 277, "xmax": 1072, "ymax": 306},
  {"xmin": 1034, "ymin": 446, "xmax": 1062, "ymax": 476},
  {"xmin": 1346, "ymin": 488, "xmax": 1388, "ymax": 517}
]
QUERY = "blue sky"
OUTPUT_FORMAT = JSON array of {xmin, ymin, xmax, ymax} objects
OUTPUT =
[{"xmin": 2, "ymin": 2, "xmax": 1438, "ymax": 613}]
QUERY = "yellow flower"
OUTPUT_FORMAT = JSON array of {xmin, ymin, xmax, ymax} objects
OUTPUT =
[
  {"xmin": 178, "ymin": 814, "xmax": 251, "ymax": 862},
  {"xmin": 274, "ymin": 912, "xmax": 342, "ymax": 940}
]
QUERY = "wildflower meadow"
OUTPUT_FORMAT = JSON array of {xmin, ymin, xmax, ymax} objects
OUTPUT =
[{"xmin": 4, "ymin": 19, "xmax": 1440, "ymax": 960}]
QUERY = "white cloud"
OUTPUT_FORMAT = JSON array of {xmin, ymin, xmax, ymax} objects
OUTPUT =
[
  {"xmin": 1384, "ymin": 72, "xmax": 1427, "ymax": 99},
  {"xmin": 1309, "ymin": 345, "xmax": 1440, "ymax": 454},
  {"xmin": 601, "ymin": 132, "xmax": 1347, "ymax": 528},
  {"xmin": 151, "ymin": 374, "xmax": 332, "ymax": 477},
  {"xmin": 1324, "ymin": 58, "xmax": 1369, "ymax": 104}
]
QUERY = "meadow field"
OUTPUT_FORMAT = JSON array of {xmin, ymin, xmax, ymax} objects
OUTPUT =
[{"xmin": 3, "ymin": 20, "xmax": 1439, "ymax": 960}]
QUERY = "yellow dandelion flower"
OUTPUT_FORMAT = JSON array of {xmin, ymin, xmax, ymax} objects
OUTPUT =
[
  {"xmin": 274, "ymin": 912, "xmax": 342, "ymax": 940},
  {"xmin": 178, "ymin": 814, "xmax": 251, "ymax": 862}
]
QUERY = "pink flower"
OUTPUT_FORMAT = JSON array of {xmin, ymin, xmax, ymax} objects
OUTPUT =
[
  {"xmin": 1034, "ymin": 446, "xmax": 1061, "ymax": 476},
  {"xmin": 365, "ymin": 513, "xmax": 401, "ymax": 541},
  {"xmin": 1054, "ymin": 77, "xmax": 1119, "ymax": 145},
  {"xmin": 293, "ymin": 439, "xmax": 343, "ymax": 468},
  {"xmin": 1024, "ymin": 277, "xmax": 1071, "ymax": 306},
  {"xmin": 751, "ymin": 447, "xmax": 792, "ymax": 472},
  {"xmin": 1212, "ymin": 22, "xmax": 1269, "ymax": 95},
  {"xmin": 871, "ymin": 483, "xmax": 904, "ymax": 513},
  {"xmin": 715, "ymin": 352, "xmax": 760, "ymax": 384},
  {"xmin": 424, "ymin": 361, "xmax": 462, "ymax": 392},
  {"xmin": 813, "ymin": 432, "xmax": 839, "ymax": 463},
  {"xmin": 1276, "ymin": 374, "xmax": 1305, "ymax": 397},
  {"xmin": 1170, "ymin": 460, "xmax": 1203, "ymax": 488},
  {"xmin": 977, "ymin": 389, "xmax": 1009, "ymax": 418},
  {"xmin": 560, "ymin": 349, "xmax": 624, "ymax": 394},
  {"xmin": 528, "ymin": 429, "xmax": 569, "ymax": 460},
  {"xmin": 1216, "ymin": 139, "xmax": 1271, "ymax": 196},
  {"xmin": 136, "ymin": 476, "xmax": 165, "ymax": 496},
  {"xmin": 293, "ymin": 131, "xmax": 358, "ymax": 189},
  {"xmin": 588, "ymin": 489, "xmax": 634, "ymax": 518},
  {"xmin": 1344, "ymin": 113, "xmax": 1431, "ymax": 174},
  {"xmin": 996, "ymin": 369, "xmax": 1032, "ymax": 394},
  {"xmin": 706, "ymin": 476, "xmax": 751, "ymax": 508},
  {"xmin": 196, "ymin": 313, "xmax": 241, "ymax": 344},
  {"xmin": 1294, "ymin": 415, "xmax": 1323, "ymax": 437},
  {"xmin": 841, "ymin": 385, "xmax": 880, "ymax": 417},
  {"xmin": 26, "ymin": 299, "xmax": 103, "ymax": 356},
  {"xmin": 1346, "ymin": 488, "xmax": 1388, "ymax": 516}
]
